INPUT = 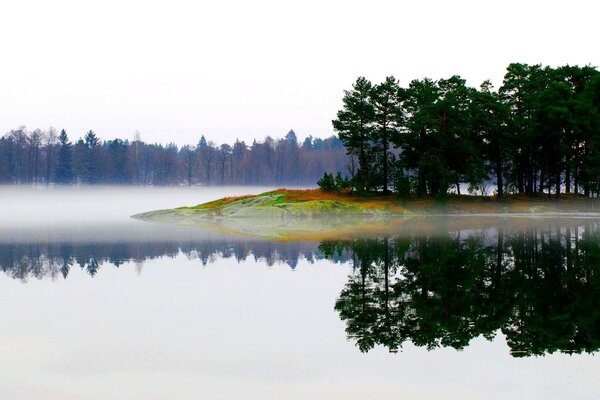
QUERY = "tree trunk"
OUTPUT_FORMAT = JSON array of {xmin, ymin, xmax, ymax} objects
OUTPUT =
[
  {"xmin": 518, "ymin": 171, "xmax": 524, "ymax": 194},
  {"xmin": 496, "ymin": 157, "xmax": 503, "ymax": 197},
  {"xmin": 382, "ymin": 129, "xmax": 389, "ymax": 194},
  {"xmin": 565, "ymin": 163, "xmax": 571, "ymax": 193},
  {"xmin": 418, "ymin": 167, "xmax": 426, "ymax": 196},
  {"xmin": 555, "ymin": 168, "xmax": 561, "ymax": 199},
  {"xmin": 574, "ymin": 165, "xmax": 579, "ymax": 195}
]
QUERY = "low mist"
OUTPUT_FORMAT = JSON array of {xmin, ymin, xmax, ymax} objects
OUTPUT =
[{"xmin": 0, "ymin": 185, "xmax": 275, "ymax": 228}]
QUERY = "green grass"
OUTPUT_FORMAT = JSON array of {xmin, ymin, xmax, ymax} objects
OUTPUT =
[{"xmin": 175, "ymin": 189, "xmax": 600, "ymax": 215}]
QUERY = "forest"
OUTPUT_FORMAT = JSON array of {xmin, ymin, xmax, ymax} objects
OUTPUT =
[
  {"xmin": 333, "ymin": 63, "xmax": 600, "ymax": 197},
  {"xmin": 4, "ymin": 62, "xmax": 599, "ymax": 194},
  {"xmin": 0, "ymin": 129, "xmax": 348, "ymax": 186}
]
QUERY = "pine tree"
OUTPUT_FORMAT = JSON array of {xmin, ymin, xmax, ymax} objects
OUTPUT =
[
  {"xmin": 332, "ymin": 76, "xmax": 375, "ymax": 192},
  {"xmin": 370, "ymin": 76, "xmax": 402, "ymax": 194},
  {"xmin": 83, "ymin": 130, "xmax": 100, "ymax": 183},
  {"xmin": 54, "ymin": 129, "xmax": 73, "ymax": 184}
]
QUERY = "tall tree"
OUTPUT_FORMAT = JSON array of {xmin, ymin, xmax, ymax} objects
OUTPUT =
[
  {"xmin": 217, "ymin": 143, "xmax": 231, "ymax": 184},
  {"xmin": 44, "ymin": 127, "xmax": 58, "ymax": 185},
  {"xmin": 197, "ymin": 135, "xmax": 214, "ymax": 184},
  {"xmin": 471, "ymin": 81, "xmax": 511, "ymax": 197},
  {"xmin": 370, "ymin": 76, "xmax": 402, "ymax": 194},
  {"xmin": 83, "ymin": 130, "xmax": 100, "ymax": 184},
  {"xmin": 231, "ymin": 140, "xmax": 247, "ymax": 184},
  {"xmin": 499, "ymin": 63, "xmax": 546, "ymax": 195},
  {"xmin": 181, "ymin": 145, "xmax": 196, "ymax": 187},
  {"xmin": 54, "ymin": 129, "xmax": 73, "ymax": 184},
  {"xmin": 435, "ymin": 76, "xmax": 483, "ymax": 195},
  {"xmin": 333, "ymin": 77, "xmax": 375, "ymax": 192},
  {"xmin": 29, "ymin": 128, "xmax": 43, "ymax": 185},
  {"xmin": 397, "ymin": 78, "xmax": 440, "ymax": 195}
]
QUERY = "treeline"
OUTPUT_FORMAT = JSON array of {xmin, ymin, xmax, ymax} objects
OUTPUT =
[
  {"xmin": 333, "ymin": 63, "xmax": 600, "ymax": 197},
  {"xmin": 0, "ymin": 129, "xmax": 348, "ymax": 186}
]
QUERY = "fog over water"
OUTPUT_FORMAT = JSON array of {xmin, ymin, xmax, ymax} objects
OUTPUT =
[
  {"xmin": 2, "ymin": 186, "xmax": 600, "ymax": 399},
  {"xmin": 0, "ymin": 185, "xmax": 276, "ymax": 228}
]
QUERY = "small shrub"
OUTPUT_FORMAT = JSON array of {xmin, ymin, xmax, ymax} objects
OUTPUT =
[
  {"xmin": 334, "ymin": 172, "xmax": 351, "ymax": 190},
  {"xmin": 318, "ymin": 171, "xmax": 351, "ymax": 192},
  {"xmin": 395, "ymin": 173, "xmax": 411, "ymax": 198},
  {"xmin": 317, "ymin": 172, "xmax": 336, "ymax": 191}
]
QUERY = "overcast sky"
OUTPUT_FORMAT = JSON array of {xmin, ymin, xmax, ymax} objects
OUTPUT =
[{"xmin": 1, "ymin": 0, "xmax": 598, "ymax": 146}]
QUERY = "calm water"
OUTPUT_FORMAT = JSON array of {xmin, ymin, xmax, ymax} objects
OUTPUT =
[{"xmin": 1, "ymin": 187, "xmax": 599, "ymax": 399}]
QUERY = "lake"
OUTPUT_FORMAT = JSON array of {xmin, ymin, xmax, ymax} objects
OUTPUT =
[{"xmin": 1, "ymin": 186, "xmax": 599, "ymax": 399}]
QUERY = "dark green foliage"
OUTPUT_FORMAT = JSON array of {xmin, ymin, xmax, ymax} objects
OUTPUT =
[
  {"xmin": 334, "ymin": 171, "xmax": 350, "ymax": 190},
  {"xmin": 327, "ymin": 223, "xmax": 600, "ymax": 356},
  {"xmin": 471, "ymin": 80, "xmax": 510, "ymax": 196},
  {"xmin": 318, "ymin": 171, "xmax": 350, "ymax": 192},
  {"xmin": 332, "ymin": 77, "xmax": 375, "ymax": 192},
  {"xmin": 393, "ymin": 167, "xmax": 411, "ymax": 198},
  {"xmin": 317, "ymin": 172, "xmax": 336, "ymax": 191},
  {"xmin": 333, "ymin": 63, "xmax": 600, "ymax": 197},
  {"xmin": 371, "ymin": 76, "xmax": 402, "ymax": 194}
]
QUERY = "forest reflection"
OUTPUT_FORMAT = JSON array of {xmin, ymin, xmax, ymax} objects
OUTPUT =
[
  {"xmin": 3, "ymin": 220, "xmax": 600, "ymax": 358},
  {"xmin": 0, "ymin": 237, "xmax": 322, "ymax": 280},
  {"xmin": 323, "ymin": 221, "xmax": 600, "ymax": 357}
]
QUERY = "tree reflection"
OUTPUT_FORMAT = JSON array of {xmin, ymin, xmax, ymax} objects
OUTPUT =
[
  {"xmin": 323, "ymin": 222, "xmax": 600, "ymax": 357},
  {"xmin": 4, "ymin": 220, "xmax": 600, "ymax": 358},
  {"xmin": 0, "ymin": 238, "xmax": 326, "ymax": 281}
]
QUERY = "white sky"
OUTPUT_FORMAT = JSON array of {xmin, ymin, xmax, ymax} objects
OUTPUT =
[{"xmin": 1, "ymin": 0, "xmax": 598, "ymax": 146}]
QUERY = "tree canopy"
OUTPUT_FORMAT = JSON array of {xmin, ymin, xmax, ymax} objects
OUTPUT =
[{"xmin": 333, "ymin": 63, "xmax": 600, "ymax": 197}]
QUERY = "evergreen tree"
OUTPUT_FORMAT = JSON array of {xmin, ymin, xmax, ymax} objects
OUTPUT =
[
  {"xmin": 83, "ymin": 130, "xmax": 100, "ymax": 184},
  {"xmin": 285, "ymin": 129, "xmax": 298, "ymax": 145},
  {"xmin": 370, "ymin": 76, "xmax": 402, "ymax": 194},
  {"xmin": 332, "ymin": 77, "xmax": 375, "ymax": 192},
  {"xmin": 435, "ymin": 76, "xmax": 483, "ymax": 195},
  {"xmin": 396, "ymin": 78, "xmax": 440, "ymax": 195},
  {"xmin": 54, "ymin": 129, "xmax": 73, "ymax": 184},
  {"xmin": 471, "ymin": 81, "xmax": 510, "ymax": 196}
]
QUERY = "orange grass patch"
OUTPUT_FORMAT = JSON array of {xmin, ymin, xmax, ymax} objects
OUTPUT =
[
  {"xmin": 266, "ymin": 188, "xmax": 408, "ymax": 211},
  {"xmin": 189, "ymin": 189, "xmax": 600, "ymax": 213}
]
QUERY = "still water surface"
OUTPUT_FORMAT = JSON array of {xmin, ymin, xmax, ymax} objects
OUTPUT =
[{"xmin": 1, "ymin": 187, "xmax": 599, "ymax": 399}]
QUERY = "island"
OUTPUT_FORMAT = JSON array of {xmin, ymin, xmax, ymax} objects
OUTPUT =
[{"xmin": 132, "ymin": 189, "xmax": 600, "ymax": 240}]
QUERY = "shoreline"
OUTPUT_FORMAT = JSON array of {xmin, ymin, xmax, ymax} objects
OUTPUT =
[
  {"xmin": 133, "ymin": 189, "xmax": 600, "ymax": 219},
  {"xmin": 132, "ymin": 189, "xmax": 600, "ymax": 240}
]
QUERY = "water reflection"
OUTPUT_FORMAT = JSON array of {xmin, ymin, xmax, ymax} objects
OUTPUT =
[
  {"xmin": 323, "ymin": 222, "xmax": 600, "ymax": 357},
  {"xmin": 0, "ymin": 232, "xmax": 324, "ymax": 280},
  {"xmin": 2, "ymin": 219, "xmax": 600, "ymax": 358}
]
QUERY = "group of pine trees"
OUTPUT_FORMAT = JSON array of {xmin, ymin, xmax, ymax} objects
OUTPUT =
[
  {"xmin": 0, "ymin": 128, "xmax": 348, "ymax": 186},
  {"xmin": 333, "ymin": 63, "xmax": 600, "ymax": 197}
]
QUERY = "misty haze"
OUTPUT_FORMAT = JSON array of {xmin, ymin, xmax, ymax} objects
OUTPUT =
[
  {"xmin": 3, "ymin": 0, "xmax": 600, "ymax": 399},
  {"xmin": 3, "ymin": 186, "xmax": 600, "ymax": 399}
]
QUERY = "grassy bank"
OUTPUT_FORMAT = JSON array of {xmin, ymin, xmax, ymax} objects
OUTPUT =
[
  {"xmin": 131, "ymin": 189, "xmax": 600, "ymax": 240},
  {"xmin": 177, "ymin": 189, "xmax": 600, "ymax": 215}
]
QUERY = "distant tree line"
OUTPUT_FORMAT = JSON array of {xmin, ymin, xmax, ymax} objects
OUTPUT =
[
  {"xmin": 333, "ymin": 63, "xmax": 600, "ymax": 197},
  {"xmin": 0, "ymin": 128, "xmax": 349, "ymax": 186}
]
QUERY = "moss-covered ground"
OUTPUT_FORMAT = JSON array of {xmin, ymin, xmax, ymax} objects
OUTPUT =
[
  {"xmin": 177, "ymin": 189, "xmax": 600, "ymax": 214},
  {"xmin": 132, "ymin": 189, "xmax": 600, "ymax": 241}
]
